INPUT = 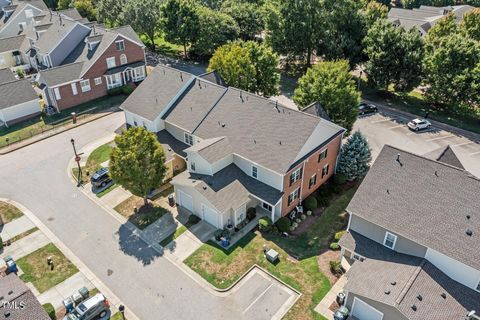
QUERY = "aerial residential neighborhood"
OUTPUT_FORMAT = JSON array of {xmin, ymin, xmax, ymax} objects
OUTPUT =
[{"xmin": 0, "ymin": 0, "xmax": 478, "ymax": 320}]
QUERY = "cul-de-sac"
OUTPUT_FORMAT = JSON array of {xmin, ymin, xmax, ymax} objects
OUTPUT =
[{"xmin": 0, "ymin": 0, "xmax": 479, "ymax": 319}]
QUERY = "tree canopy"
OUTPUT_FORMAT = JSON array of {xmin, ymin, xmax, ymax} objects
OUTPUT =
[
  {"xmin": 220, "ymin": 0, "xmax": 264, "ymax": 40},
  {"xmin": 123, "ymin": 0, "xmax": 162, "ymax": 50},
  {"xmin": 337, "ymin": 131, "xmax": 371, "ymax": 181},
  {"xmin": 293, "ymin": 60, "xmax": 360, "ymax": 133},
  {"xmin": 208, "ymin": 40, "xmax": 280, "ymax": 96},
  {"xmin": 110, "ymin": 127, "xmax": 167, "ymax": 205},
  {"xmin": 96, "ymin": 0, "xmax": 126, "ymax": 27}
]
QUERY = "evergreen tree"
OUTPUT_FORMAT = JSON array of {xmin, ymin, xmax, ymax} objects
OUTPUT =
[{"xmin": 337, "ymin": 131, "xmax": 372, "ymax": 181}]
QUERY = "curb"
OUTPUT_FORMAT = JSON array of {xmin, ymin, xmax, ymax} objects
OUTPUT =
[
  {"xmin": 0, "ymin": 198, "xmax": 140, "ymax": 320},
  {"xmin": 0, "ymin": 110, "xmax": 120, "ymax": 155}
]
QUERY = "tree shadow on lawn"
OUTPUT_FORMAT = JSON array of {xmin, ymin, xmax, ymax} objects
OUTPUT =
[{"xmin": 116, "ymin": 223, "xmax": 164, "ymax": 266}]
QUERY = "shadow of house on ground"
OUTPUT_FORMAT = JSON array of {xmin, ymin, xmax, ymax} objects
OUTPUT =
[{"xmin": 116, "ymin": 223, "xmax": 164, "ymax": 266}]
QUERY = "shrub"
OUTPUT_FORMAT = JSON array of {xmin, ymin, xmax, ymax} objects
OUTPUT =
[
  {"xmin": 329, "ymin": 242, "xmax": 340, "ymax": 250},
  {"xmin": 289, "ymin": 226, "xmax": 295, "ymax": 232},
  {"xmin": 258, "ymin": 217, "xmax": 272, "ymax": 231},
  {"xmin": 306, "ymin": 210, "xmax": 312, "ymax": 216},
  {"xmin": 334, "ymin": 230, "xmax": 346, "ymax": 241},
  {"xmin": 330, "ymin": 260, "xmax": 343, "ymax": 274},
  {"xmin": 276, "ymin": 217, "xmax": 291, "ymax": 232},
  {"xmin": 247, "ymin": 207, "xmax": 257, "ymax": 221},
  {"xmin": 0, "ymin": 236, "xmax": 3, "ymax": 250},
  {"xmin": 317, "ymin": 197, "xmax": 330, "ymax": 207},
  {"xmin": 42, "ymin": 303, "xmax": 55, "ymax": 320},
  {"xmin": 188, "ymin": 214, "xmax": 201, "ymax": 225},
  {"xmin": 333, "ymin": 173, "xmax": 347, "ymax": 185},
  {"xmin": 16, "ymin": 68, "xmax": 25, "ymax": 79},
  {"xmin": 295, "ymin": 218, "xmax": 301, "ymax": 224},
  {"xmin": 300, "ymin": 214, "xmax": 306, "ymax": 220},
  {"xmin": 331, "ymin": 185, "xmax": 342, "ymax": 194},
  {"xmin": 292, "ymin": 222, "xmax": 298, "ymax": 228},
  {"xmin": 121, "ymin": 86, "xmax": 134, "ymax": 95},
  {"xmin": 108, "ymin": 85, "xmax": 133, "ymax": 96},
  {"xmin": 304, "ymin": 196, "xmax": 318, "ymax": 211}
]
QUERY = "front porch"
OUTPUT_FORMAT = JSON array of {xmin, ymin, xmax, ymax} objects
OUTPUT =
[{"xmin": 105, "ymin": 61, "xmax": 146, "ymax": 90}]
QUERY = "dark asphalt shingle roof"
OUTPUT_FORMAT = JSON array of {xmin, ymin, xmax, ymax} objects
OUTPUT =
[
  {"xmin": 0, "ymin": 35, "xmax": 25, "ymax": 53},
  {"xmin": 156, "ymin": 130, "xmax": 189, "ymax": 161},
  {"xmin": 423, "ymin": 145, "xmax": 464, "ymax": 170},
  {"xmin": 342, "ymin": 231, "xmax": 480, "ymax": 320},
  {"xmin": 186, "ymin": 136, "xmax": 233, "ymax": 164},
  {"xmin": 301, "ymin": 101, "xmax": 331, "ymax": 121},
  {"xmin": 198, "ymin": 70, "xmax": 226, "ymax": 87},
  {"xmin": 0, "ymin": 79, "xmax": 38, "ymax": 109},
  {"xmin": 173, "ymin": 164, "xmax": 283, "ymax": 212},
  {"xmin": 346, "ymin": 145, "xmax": 480, "ymax": 270},
  {"xmin": 39, "ymin": 62, "xmax": 84, "ymax": 86}
]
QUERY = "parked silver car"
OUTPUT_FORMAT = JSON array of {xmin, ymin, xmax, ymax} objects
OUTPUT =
[
  {"xmin": 63, "ymin": 294, "xmax": 109, "ymax": 320},
  {"xmin": 407, "ymin": 118, "xmax": 431, "ymax": 131}
]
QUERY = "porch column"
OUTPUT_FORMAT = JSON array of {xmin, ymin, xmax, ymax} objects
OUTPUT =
[
  {"xmin": 270, "ymin": 205, "xmax": 275, "ymax": 223},
  {"xmin": 121, "ymin": 72, "xmax": 126, "ymax": 85}
]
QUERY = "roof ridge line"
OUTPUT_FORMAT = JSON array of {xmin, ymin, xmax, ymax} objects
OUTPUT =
[
  {"xmin": 395, "ymin": 260, "xmax": 426, "ymax": 306},
  {"xmin": 40, "ymin": 61, "xmax": 84, "ymax": 72},
  {"xmin": 191, "ymin": 84, "xmax": 228, "ymax": 135}
]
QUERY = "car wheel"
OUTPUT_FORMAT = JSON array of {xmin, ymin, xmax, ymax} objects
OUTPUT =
[
  {"xmin": 99, "ymin": 310, "xmax": 107, "ymax": 318},
  {"xmin": 415, "ymin": 127, "xmax": 419, "ymax": 132},
  {"xmin": 427, "ymin": 124, "xmax": 431, "ymax": 129},
  {"xmin": 101, "ymin": 182, "xmax": 106, "ymax": 187}
]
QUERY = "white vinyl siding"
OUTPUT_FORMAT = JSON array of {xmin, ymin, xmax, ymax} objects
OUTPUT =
[
  {"xmin": 133, "ymin": 66, "xmax": 145, "ymax": 81},
  {"xmin": 80, "ymin": 79, "xmax": 91, "ymax": 92},
  {"xmin": 53, "ymin": 87, "xmax": 61, "ymax": 100},
  {"xmin": 106, "ymin": 57, "xmax": 116, "ymax": 69},
  {"xmin": 383, "ymin": 232, "xmax": 397, "ymax": 249},
  {"xmin": 351, "ymin": 297, "xmax": 384, "ymax": 320},
  {"xmin": 71, "ymin": 83, "xmax": 78, "ymax": 95}
]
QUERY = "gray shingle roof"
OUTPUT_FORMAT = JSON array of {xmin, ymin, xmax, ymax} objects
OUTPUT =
[
  {"xmin": 0, "ymin": 0, "xmax": 48, "ymax": 30},
  {"xmin": 156, "ymin": 129, "xmax": 189, "ymax": 161},
  {"xmin": 34, "ymin": 13, "xmax": 79, "ymax": 53},
  {"xmin": 198, "ymin": 70, "xmax": 227, "ymax": 87},
  {"xmin": 173, "ymin": 164, "xmax": 283, "ymax": 212},
  {"xmin": 342, "ymin": 231, "xmax": 480, "ymax": 320},
  {"xmin": 301, "ymin": 101, "xmax": 331, "ymax": 121},
  {"xmin": 186, "ymin": 136, "xmax": 233, "ymax": 164},
  {"xmin": 57, "ymin": 8, "xmax": 83, "ymax": 20},
  {"xmin": 0, "ymin": 274, "xmax": 50, "ymax": 320},
  {"xmin": 0, "ymin": 68, "xmax": 15, "ymax": 84},
  {"xmin": 39, "ymin": 62, "xmax": 84, "ymax": 86},
  {"xmin": 422, "ymin": 145, "xmax": 464, "ymax": 170},
  {"xmin": 0, "ymin": 35, "xmax": 25, "ymax": 53},
  {"xmin": 346, "ymin": 145, "xmax": 480, "ymax": 270},
  {"xmin": 0, "ymin": 78, "xmax": 38, "ymax": 109}
]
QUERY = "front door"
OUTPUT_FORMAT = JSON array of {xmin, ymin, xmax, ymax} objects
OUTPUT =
[{"xmin": 125, "ymin": 69, "xmax": 133, "ymax": 82}]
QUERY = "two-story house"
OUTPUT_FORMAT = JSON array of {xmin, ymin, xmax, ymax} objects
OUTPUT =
[
  {"xmin": 338, "ymin": 145, "xmax": 480, "ymax": 320},
  {"xmin": 120, "ymin": 65, "xmax": 345, "ymax": 229}
]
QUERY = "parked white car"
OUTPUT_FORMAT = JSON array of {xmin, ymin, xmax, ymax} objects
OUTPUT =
[{"xmin": 407, "ymin": 118, "xmax": 431, "ymax": 131}]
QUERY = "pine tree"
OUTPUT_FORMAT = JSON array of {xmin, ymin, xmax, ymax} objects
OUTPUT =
[{"xmin": 337, "ymin": 131, "xmax": 372, "ymax": 181}]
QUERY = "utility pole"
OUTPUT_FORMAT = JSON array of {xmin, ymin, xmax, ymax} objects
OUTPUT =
[{"xmin": 71, "ymin": 138, "xmax": 82, "ymax": 186}]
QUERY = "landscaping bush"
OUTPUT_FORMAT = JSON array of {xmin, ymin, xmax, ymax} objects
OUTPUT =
[
  {"xmin": 330, "ymin": 260, "xmax": 343, "ymax": 275},
  {"xmin": 329, "ymin": 242, "xmax": 340, "ymax": 250},
  {"xmin": 107, "ymin": 87, "xmax": 123, "ymax": 96},
  {"xmin": 276, "ymin": 217, "xmax": 291, "ymax": 232},
  {"xmin": 247, "ymin": 207, "xmax": 257, "ymax": 221},
  {"xmin": 333, "ymin": 173, "xmax": 347, "ymax": 185},
  {"xmin": 0, "ymin": 236, "xmax": 3, "ymax": 250},
  {"xmin": 292, "ymin": 222, "xmax": 298, "ymax": 228},
  {"xmin": 258, "ymin": 217, "xmax": 272, "ymax": 231},
  {"xmin": 306, "ymin": 210, "xmax": 312, "ymax": 216},
  {"xmin": 334, "ymin": 230, "xmax": 346, "ymax": 241},
  {"xmin": 188, "ymin": 214, "xmax": 201, "ymax": 225},
  {"xmin": 304, "ymin": 196, "xmax": 318, "ymax": 211},
  {"xmin": 42, "ymin": 303, "xmax": 55, "ymax": 320},
  {"xmin": 16, "ymin": 68, "xmax": 25, "ymax": 79},
  {"xmin": 331, "ymin": 185, "xmax": 342, "ymax": 194},
  {"xmin": 295, "ymin": 218, "xmax": 301, "ymax": 224},
  {"xmin": 121, "ymin": 86, "xmax": 134, "ymax": 95},
  {"xmin": 300, "ymin": 214, "xmax": 306, "ymax": 221},
  {"xmin": 289, "ymin": 226, "xmax": 295, "ymax": 232},
  {"xmin": 317, "ymin": 197, "xmax": 330, "ymax": 207}
]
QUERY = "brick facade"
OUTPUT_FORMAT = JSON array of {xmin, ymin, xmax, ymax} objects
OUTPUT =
[
  {"xmin": 53, "ymin": 35, "xmax": 145, "ymax": 111},
  {"xmin": 281, "ymin": 134, "xmax": 342, "ymax": 216}
]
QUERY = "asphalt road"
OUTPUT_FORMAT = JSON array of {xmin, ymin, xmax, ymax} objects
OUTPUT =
[
  {"xmin": 353, "ymin": 109, "xmax": 480, "ymax": 178},
  {"xmin": 0, "ymin": 111, "xmax": 295, "ymax": 320}
]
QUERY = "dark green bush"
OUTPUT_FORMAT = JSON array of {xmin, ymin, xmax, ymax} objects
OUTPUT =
[
  {"xmin": 330, "ymin": 260, "xmax": 343, "ymax": 274},
  {"xmin": 108, "ymin": 85, "xmax": 134, "ymax": 96},
  {"xmin": 121, "ymin": 86, "xmax": 134, "ymax": 95},
  {"xmin": 247, "ymin": 207, "xmax": 257, "ymax": 221},
  {"xmin": 42, "ymin": 303, "xmax": 55, "ymax": 320},
  {"xmin": 331, "ymin": 184, "xmax": 342, "ymax": 194},
  {"xmin": 258, "ymin": 217, "xmax": 272, "ymax": 231},
  {"xmin": 276, "ymin": 217, "xmax": 291, "ymax": 232},
  {"xmin": 0, "ymin": 236, "xmax": 3, "ymax": 250},
  {"xmin": 304, "ymin": 196, "xmax": 318, "ymax": 211},
  {"xmin": 317, "ymin": 196, "xmax": 330, "ymax": 207},
  {"xmin": 334, "ymin": 230, "xmax": 346, "ymax": 241},
  {"xmin": 329, "ymin": 242, "xmax": 340, "ymax": 250},
  {"xmin": 333, "ymin": 173, "xmax": 347, "ymax": 185}
]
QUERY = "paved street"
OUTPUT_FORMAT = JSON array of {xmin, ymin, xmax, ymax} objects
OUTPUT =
[
  {"xmin": 0, "ymin": 111, "xmax": 296, "ymax": 320},
  {"xmin": 353, "ymin": 109, "xmax": 480, "ymax": 178}
]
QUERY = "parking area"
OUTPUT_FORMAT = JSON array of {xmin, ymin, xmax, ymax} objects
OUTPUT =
[
  {"xmin": 225, "ymin": 267, "xmax": 300, "ymax": 320},
  {"xmin": 353, "ymin": 111, "xmax": 480, "ymax": 178}
]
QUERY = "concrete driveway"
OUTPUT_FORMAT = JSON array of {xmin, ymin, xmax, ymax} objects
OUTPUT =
[{"xmin": 353, "ymin": 110, "xmax": 480, "ymax": 177}]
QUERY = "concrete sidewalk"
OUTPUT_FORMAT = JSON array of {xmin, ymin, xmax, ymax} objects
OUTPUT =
[
  {"xmin": 0, "ymin": 215, "xmax": 35, "ymax": 241},
  {"xmin": 0, "ymin": 230, "xmax": 50, "ymax": 260},
  {"xmin": 314, "ymin": 275, "xmax": 347, "ymax": 319},
  {"xmin": 164, "ymin": 221, "xmax": 215, "ymax": 261}
]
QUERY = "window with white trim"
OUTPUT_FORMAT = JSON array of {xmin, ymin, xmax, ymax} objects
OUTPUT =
[
  {"xmin": 190, "ymin": 162, "xmax": 196, "ymax": 171},
  {"xmin": 120, "ymin": 54, "xmax": 127, "ymax": 65},
  {"xmin": 322, "ymin": 164, "xmax": 329, "ymax": 178},
  {"xmin": 289, "ymin": 167, "xmax": 302, "ymax": 186},
  {"xmin": 288, "ymin": 188, "xmax": 300, "ymax": 206},
  {"xmin": 352, "ymin": 253, "xmax": 365, "ymax": 262},
  {"xmin": 106, "ymin": 57, "xmax": 116, "ymax": 69},
  {"xmin": 80, "ymin": 79, "xmax": 91, "ymax": 92},
  {"xmin": 251, "ymin": 166, "xmax": 258, "ymax": 178},
  {"xmin": 106, "ymin": 74, "xmax": 122, "ymax": 89},
  {"xmin": 134, "ymin": 66, "xmax": 145, "ymax": 81},
  {"xmin": 53, "ymin": 87, "xmax": 61, "ymax": 100},
  {"xmin": 383, "ymin": 232, "xmax": 397, "ymax": 249},
  {"xmin": 71, "ymin": 83, "xmax": 78, "ymax": 95},
  {"xmin": 309, "ymin": 174, "xmax": 317, "ymax": 189},
  {"xmin": 115, "ymin": 40, "xmax": 125, "ymax": 51},
  {"xmin": 318, "ymin": 149, "xmax": 328, "ymax": 162},
  {"xmin": 94, "ymin": 77, "xmax": 102, "ymax": 85},
  {"xmin": 184, "ymin": 133, "xmax": 193, "ymax": 146},
  {"xmin": 262, "ymin": 202, "xmax": 272, "ymax": 212}
]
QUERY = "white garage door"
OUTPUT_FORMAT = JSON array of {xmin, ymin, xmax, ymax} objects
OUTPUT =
[
  {"xmin": 202, "ymin": 204, "xmax": 218, "ymax": 228},
  {"xmin": 178, "ymin": 191, "xmax": 193, "ymax": 212},
  {"xmin": 351, "ymin": 297, "xmax": 383, "ymax": 320}
]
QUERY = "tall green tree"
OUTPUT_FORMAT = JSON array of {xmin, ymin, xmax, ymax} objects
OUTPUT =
[
  {"xmin": 110, "ymin": 127, "xmax": 167, "ymax": 206},
  {"xmin": 425, "ymin": 13, "xmax": 457, "ymax": 47},
  {"xmin": 220, "ymin": 0, "xmax": 264, "ymax": 40},
  {"xmin": 73, "ymin": 0, "xmax": 96, "ymax": 21},
  {"xmin": 123, "ymin": 0, "xmax": 162, "ymax": 50},
  {"xmin": 293, "ymin": 60, "xmax": 360, "ymax": 133},
  {"xmin": 361, "ymin": 1, "xmax": 388, "ymax": 27},
  {"xmin": 363, "ymin": 19, "xmax": 424, "ymax": 92},
  {"xmin": 57, "ymin": 0, "xmax": 71, "ymax": 10},
  {"xmin": 160, "ymin": 0, "xmax": 200, "ymax": 57},
  {"xmin": 96, "ymin": 0, "xmax": 126, "ymax": 27},
  {"xmin": 190, "ymin": 6, "xmax": 239, "ymax": 57},
  {"xmin": 337, "ymin": 131, "xmax": 371, "ymax": 181},
  {"xmin": 208, "ymin": 41, "xmax": 280, "ymax": 96},
  {"xmin": 460, "ymin": 8, "xmax": 480, "ymax": 41}
]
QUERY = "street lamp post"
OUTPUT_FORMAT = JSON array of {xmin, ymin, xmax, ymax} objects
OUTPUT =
[{"xmin": 71, "ymin": 138, "xmax": 82, "ymax": 186}]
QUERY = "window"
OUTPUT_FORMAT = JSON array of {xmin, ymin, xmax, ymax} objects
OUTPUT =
[
  {"xmin": 252, "ymin": 166, "xmax": 258, "ymax": 178},
  {"xmin": 318, "ymin": 149, "xmax": 328, "ymax": 162},
  {"xmin": 288, "ymin": 188, "xmax": 300, "ymax": 206},
  {"xmin": 309, "ymin": 174, "xmax": 317, "ymax": 189},
  {"xmin": 134, "ymin": 66, "xmax": 145, "ymax": 81},
  {"xmin": 80, "ymin": 79, "xmax": 91, "ymax": 92},
  {"xmin": 184, "ymin": 133, "xmax": 193, "ymax": 146},
  {"xmin": 262, "ymin": 202, "xmax": 272, "ymax": 212},
  {"xmin": 53, "ymin": 87, "xmax": 61, "ymax": 100},
  {"xmin": 115, "ymin": 40, "xmax": 125, "ymax": 51},
  {"xmin": 190, "ymin": 162, "xmax": 195, "ymax": 171},
  {"xmin": 322, "ymin": 164, "xmax": 329, "ymax": 178},
  {"xmin": 71, "ymin": 83, "xmax": 78, "ymax": 95},
  {"xmin": 120, "ymin": 54, "xmax": 127, "ymax": 65},
  {"xmin": 289, "ymin": 167, "xmax": 302, "ymax": 186},
  {"xmin": 106, "ymin": 74, "xmax": 122, "ymax": 89},
  {"xmin": 94, "ymin": 77, "xmax": 102, "ymax": 85},
  {"xmin": 383, "ymin": 232, "xmax": 397, "ymax": 249},
  {"xmin": 352, "ymin": 254, "xmax": 365, "ymax": 262},
  {"xmin": 106, "ymin": 57, "xmax": 116, "ymax": 69}
]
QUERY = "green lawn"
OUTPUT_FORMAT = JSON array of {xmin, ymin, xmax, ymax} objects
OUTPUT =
[
  {"xmin": 42, "ymin": 303, "xmax": 55, "ymax": 320},
  {"xmin": 0, "ymin": 201, "xmax": 23, "ymax": 225},
  {"xmin": 0, "ymin": 95, "xmax": 126, "ymax": 149},
  {"xmin": 159, "ymin": 225, "xmax": 188, "ymax": 247},
  {"xmin": 17, "ymin": 243, "xmax": 79, "ymax": 293},
  {"xmin": 140, "ymin": 34, "xmax": 183, "ymax": 58},
  {"xmin": 114, "ymin": 195, "xmax": 169, "ymax": 230}
]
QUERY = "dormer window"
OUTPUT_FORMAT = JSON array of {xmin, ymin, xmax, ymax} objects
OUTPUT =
[
  {"xmin": 383, "ymin": 232, "xmax": 397, "ymax": 249},
  {"xmin": 115, "ymin": 40, "xmax": 125, "ymax": 51},
  {"xmin": 252, "ymin": 166, "xmax": 258, "ymax": 179},
  {"xmin": 184, "ymin": 133, "xmax": 193, "ymax": 145}
]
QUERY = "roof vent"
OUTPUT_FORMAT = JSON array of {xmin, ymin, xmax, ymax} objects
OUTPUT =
[
  {"xmin": 396, "ymin": 153, "xmax": 403, "ymax": 166},
  {"xmin": 279, "ymin": 141, "xmax": 282, "ymax": 145},
  {"xmin": 253, "ymin": 139, "xmax": 256, "ymax": 144},
  {"xmin": 434, "ymin": 170, "xmax": 438, "ymax": 177},
  {"xmin": 441, "ymin": 292, "xmax": 447, "ymax": 299},
  {"xmin": 411, "ymin": 304, "xmax": 417, "ymax": 311},
  {"xmin": 4, "ymin": 311, "xmax": 10, "ymax": 317},
  {"xmin": 240, "ymin": 91, "xmax": 244, "ymax": 102},
  {"xmin": 167, "ymin": 147, "xmax": 171, "ymax": 151},
  {"xmin": 275, "ymin": 101, "xmax": 280, "ymax": 112},
  {"xmin": 7, "ymin": 291, "xmax": 13, "ymax": 295},
  {"xmin": 386, "ymin": 189, "xmax": 390, "ymax": 194},
  {"xmin": 221, "ymin": 123, "xmax": 225, "ymax": 128},
  {"xmin": 391, "ymin": 281, "xmax": 396, "ymax": 286},
  {"xmin": 384, "ymin": 290, "xmax": 390, "ymax": 295},
  {"xmin": 467, "ymin": 215, "xmax": 471, "ymax": 220},
  {"xmin": 417, "ymin": 294, "xmax": 423, "ymax": 301},
  {"xmin": 202, "ymin": 185, "xmax": 207, "ymax": 190},
  {"xmin": 466, "ymin": 229, "xmax": 473, "ymax": 236},
  {"xmin": 198, "ymin": 81, "xmax": 201, "ymax": 89}
]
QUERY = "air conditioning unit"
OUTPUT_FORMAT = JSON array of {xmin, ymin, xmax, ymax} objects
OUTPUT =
[{"xmin": 467, "ymin": 311, "xmax": 480, "ymax": 320}]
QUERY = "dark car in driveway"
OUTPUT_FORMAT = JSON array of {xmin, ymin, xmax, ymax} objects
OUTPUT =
[
  {"xmin": 358, "ymin": 102, "xmax": 378, "ymax": 115},
  {"xmin": 90, "ymin": 168, "xmax": 112, "ymax": 189}
]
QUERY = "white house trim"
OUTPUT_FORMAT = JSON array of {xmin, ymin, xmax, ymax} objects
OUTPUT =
[
  {"xmin": 351, "ymin": 297, "xmax": 384, "ymax": 320},
  {"xmin": 383, "ymin": 231, "xmax": 397, "ymax": 249}
]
